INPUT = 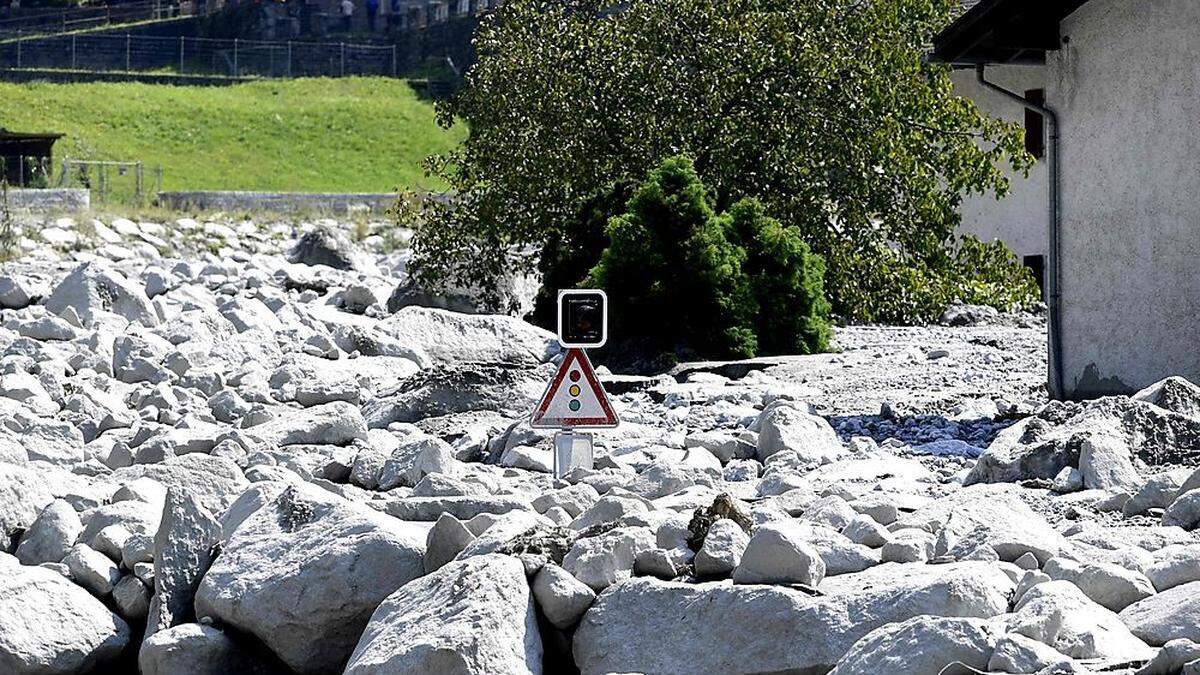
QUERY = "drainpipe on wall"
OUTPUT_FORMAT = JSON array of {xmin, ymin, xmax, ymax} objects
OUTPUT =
[{"xmin": 974, "ymin": 64, "xmax": 1064, "ymax": 400}]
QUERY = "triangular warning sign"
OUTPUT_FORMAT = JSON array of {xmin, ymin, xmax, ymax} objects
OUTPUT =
[{"xmin": 531, "ymin": 348, "xmax": 619, "ymax": 429}]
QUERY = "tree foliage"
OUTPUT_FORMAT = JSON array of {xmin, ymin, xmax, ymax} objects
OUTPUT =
[
  {"xmin": 587, "ymin": 155, "xmax": 829, "ymax": 359},
  {"xmin": 401, "ymin": 0, "xmax": 1036, "ymax": 322}
]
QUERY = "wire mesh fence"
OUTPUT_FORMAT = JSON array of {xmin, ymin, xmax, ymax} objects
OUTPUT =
[
  {"xmin": 0, "ymin": 1, "xmax": 197, "ymax": 39},
  {"xmin": 58, "ymin": 159, "xmax": 162, "ymax": 204},
  {"xmin": 0, "ymin": 32, "xmax": 400, "ymax": 78}
]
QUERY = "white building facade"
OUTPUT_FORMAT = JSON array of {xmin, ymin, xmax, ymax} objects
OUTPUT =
[{"xmin": 935, "ymin": 0, "xmax": 1200, "ymax": 399}]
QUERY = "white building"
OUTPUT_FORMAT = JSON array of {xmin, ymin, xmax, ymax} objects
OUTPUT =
[{"xmin": 934, "ymin": 0, "xmax": 1199, "ymax": 400}]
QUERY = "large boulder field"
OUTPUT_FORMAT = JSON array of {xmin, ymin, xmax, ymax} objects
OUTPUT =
[{"xmin": 0, "ymin": 214, "xmax": 1195, "ymax": 674}]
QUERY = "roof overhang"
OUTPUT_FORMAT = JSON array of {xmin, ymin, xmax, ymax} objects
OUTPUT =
[{"xmin": 931, "ymin": 0, "xmax": 1092, "ymax": 65}]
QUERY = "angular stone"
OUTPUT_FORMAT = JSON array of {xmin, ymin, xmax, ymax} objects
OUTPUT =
[
  {"xmin": 532, "ymin": 563, "xmax": 596, "ymax": 630},
  {"xmin": 64, "ymin": 543, "xmax": 122, "ymax": 596},
  {"xmin": 694, "ymin": 518, "xmax": 749, "ymax": 577},
  {"xmin": 575, "ymin": 562, "xmax": 1013, "ymax": 675},
  {"xmin": 732, "ymin": 520, "xmax": 826, "ymax": 586},
  {"xmin": 829, "ymin": 616, "xmax": 1000, "ymax": 675},
  {"xmin": 424, "ymin": 512, "xmax": 477, "ymax": 574},
  {"xmin": 1120, "ymin": 581, "xmax": 1200, "ymax": 646},
  {"xmin": 755, "ymin": 404, "xmax": 845, "ymax": 464},
  {"xmin": 0, "ymin": 564, "xmax": 130, "ymax": 673},
  {"xmin": 345, "ymin": 555, "xmax": 542, "ymax": 674},
  {"xmin": 16, "ymin": 499, "xmax": 82, "ymax": 565},
  {"xmin": 139, "ymin": 623, "xmax": 269, "ymax": 675},
  {"xmin": 1009, "ymin": 580, "xmax": 1153, "ymax": 661},
  {"xmin": 143, "ymin": 490, "xmax": 222, "ymax": 645},
  {"xmin": 196, "ymin": 483, "xmax": 427, "ymax": 674}
]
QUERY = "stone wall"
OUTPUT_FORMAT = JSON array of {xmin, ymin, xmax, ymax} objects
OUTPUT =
[
  {"xmin": 157, "ymin": 190, "xmax": 398, "ymax": 215},
  {"xmin": 6, "ymin": 188, "xmax": 90, "ymax": 213}
]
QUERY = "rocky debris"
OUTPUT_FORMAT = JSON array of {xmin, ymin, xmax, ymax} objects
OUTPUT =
[
  {"xmin": 195, "ymin": 483, "xmax": 427, "ymax": 673},
  {"xmin": 15, "ymin": 499, "xmax": 82, "ymax": 565},
  {"xmin": 693, "ymin": 518, "xmax": 749, "ymax": 577},
  {"xmin": 345, "ymin": 555, "xmax": 542, "ymax": 674},
  {"xmin": 532, "ymin": 563, "xmax": 596, "ymax": 629},
  {"xmin": 143, "ymin": 490, "xmax": 222, "ymax": 645},
  {"xmin": 139, "ymin": 623, "xmax": 273, "ymax": 675},
  {"xmin": 575, "ymin": 562, "xmax": 1013, "ymax": 674},
  {"xmin": 287, "ymin": 225, "xmax": 379, "ymax": 275},
  {"xmin": 968, "ymin": 393, "xmax": 1200, "ymax": 485},
  {"xmin": 0, "ymin": 216, "xmax": 1194, "ymax": 674},
  {"xmin": 829, "ymin": 615, "xmax": 999, "ymax": 675},
  {"xmin": 732, "ymin": 520, "xmax": 826, "ymax": 586},
  {"xmin": 0, "ymin": 564, "xmax": 130, "ymax": 673},
  {"xmin": 1008, "ymin": 580, "xmax": 1154, "ymax": 661},
  {"xmin": 1120, "ymin": 581, "xmax": 1200, "ymax": 646}
]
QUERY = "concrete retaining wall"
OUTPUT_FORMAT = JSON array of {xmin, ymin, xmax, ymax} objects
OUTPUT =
[
  {"xmin": 6, "ymin": 188, "xmax": 90, "ymax": 212},
  {"xmin": 157, "ymin": 191, "xmax": 398, "ymax": 215}
]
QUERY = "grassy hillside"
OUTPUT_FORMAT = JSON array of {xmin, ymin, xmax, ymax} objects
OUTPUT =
[{"xmin": 0, "ymin": 77, "xmax": 464, "ymax": 195}]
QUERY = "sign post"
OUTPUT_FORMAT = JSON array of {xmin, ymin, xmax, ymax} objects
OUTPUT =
[{"xmin": 531, "ymin": 290, "xmax": 618, "ymax": 477}]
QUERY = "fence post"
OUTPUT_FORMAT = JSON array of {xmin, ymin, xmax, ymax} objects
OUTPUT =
[
  {"xmin": 340, "ymin": 42, "xmax": 345, "ymax": 77},
  {"xmin": 287, "ymin": 41, "xmax": 292, "ymax": 78},
  {"xmin": 391, "ymin": 43, "xmax": 397, "ymax": 77},
  {"xmin": 71, "ymin": 35, "xmax": 76, "ymax": 70},
  {"xmin": 179, "ymin": 36, "xmax": 185, "ymax": 74},
  {"xmin": 233, "ymin": 38, "xmax": 238, "ymax": 76},
  {"xmin": 125, "ymin": 33, "xmax": 131, "ymax": 71},
  {"xmin": 15, "ymin": 39, "xmax": 20, "ymax": 69},
  {"xmin": 135, "ymin": 162, "xmax": 144, "ymax": 203}
]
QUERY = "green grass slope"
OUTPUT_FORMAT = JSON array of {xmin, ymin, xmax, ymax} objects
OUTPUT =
[{"xmin": 0, "ymin": 77, "xmax": 464, "ymax": 194}]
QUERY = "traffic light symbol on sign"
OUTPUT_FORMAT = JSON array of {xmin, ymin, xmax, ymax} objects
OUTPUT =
[{"xmin": 530, "ymin": 348, "xmax": 619, "ymax": 428}]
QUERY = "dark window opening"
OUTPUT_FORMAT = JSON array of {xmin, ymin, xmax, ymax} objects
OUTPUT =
[
  {"xmin": 1024, "ymin": 89, "xmax": 1046, "ymax": 159},
  {"xmin": 1023, "ymin": 254, "xmax": 1046, "ymax": 297}
]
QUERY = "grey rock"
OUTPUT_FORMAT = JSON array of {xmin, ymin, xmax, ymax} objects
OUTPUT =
[
  {"xmin": 144, "ymin": 490, "xmax": 222, "ymax": 644},
  {"xmin": 988, "ymin": 633, "xmax": 1071, "ymax": 674},
  {"xmin": 16, "ymin": 499, "xmax": 82, "ymax": 565},
  {"xmin": 1079, "ymin": 434, "xmax": 1144, "ymax": 493},
  {"xmin": 755, "ymin": 404, "xmax": 845, "ymax": 464},
  {"xmin": 384, "ymin": 495, "xmax": 532, "ymax": 521},
  {"xmin": 830, "ymin": 615, "xmax": 1000, "ymax": 675},
  {"xmin": 532, "ymin": 563, "xmax": 596, "ymax": 630},
  {"xmin": 345, "ymin": 555, "xmax": 542, "ymax": 675},
  {"xmin": 113, "ymin": 574, "xmax": 151, "ymax": 621},
  {"xmin": 1009, "ymin": 580, "xmax": 1153, "ymax": 660},
  {"xmin": 139, "ymin": 623, "xmax": 273, "ymax": 675},
  {"xmin": 1164, "ymin": 489, "xmax": 1200, "ymax": 530},
  {"xmin": 424, "ymin": 512, "xmax": 476, "ymax": 574},
  {"xmin": 732, "ymin": 520, "xmax": 826, "ymax": 586},
  {"xmin": 288, "ymin": 225, "xmax": 379, "ymax": 275},
  {"xmin": 377, "ymin": 306, "xmax": 558, "ymax": 366},
  {"xmin": 0, "ymin": 564, "xmax": 130, "ymax": 674},
  {"xmin": 1120, "ymin": 581, "xmax": 1200, "ymax": 646},
  {"xmin": 45, "ymin": 261, "xmax": 159, "ymax": 326},
  {"xmin": 1134, "ymin": 638, "xmax": 1200, "ymax": 675},
  {"xmin": 196, "ymin": 483, "xmax": 427, "ymax": 674},
  {"xmin": 563, "ymin": 526, "xmax": 655, "ymax": 592},
  {"xmin": 693, "ymin": 518, "xmax": 749, "ymax": 577},
  {"xmin": 248, "ymin": 400, "xmax": 367, "ymax": 447},
  {"xmin": 575, "ymin": 562, "xmax": 1014, "ymax": 675},
  {"xmin": 64, "ymin": 543, "xmax": 122, "ymax": 596},
  {"xmin": 1146, "ymin": 545, "xmax": 1200, "ymax": 591}
]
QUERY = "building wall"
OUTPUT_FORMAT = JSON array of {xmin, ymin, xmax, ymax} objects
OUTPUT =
[
  {"xmin": 950, "ymin": 65, "xmax": 1049, "ymax": 262},
  {"xmin": 1048, "ymin": 0, "xmax": 1200, "ymax": 397}
]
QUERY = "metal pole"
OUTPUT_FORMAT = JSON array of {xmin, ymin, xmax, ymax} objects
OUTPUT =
[
  {"xmin": 71, "ymin": 35, "xmax": 76, "ymax": 69},
  {"xmin": 391, "ymin": 43, "xmax": 396, "ymax": 77},
  {"xmin": 125, "ymin": 33, "xmax": 131, "ymax": 71},
  {"xmin": 340, "ymin": 41, "xmax": 345, "ymax": 77},
  {"xmin": 15, "ymin": 39, "xmax": 20, "ymax": 69},
  {"xmin": 233, "ymin": 38, "xmax": 238, "ymax": 76},
  {"xmin": 287, "ymin": 40, "xmax": 292, "ymax": 77},
  {"xmin": 179, "ymin": 36, "xmax": 184, "ymax": 73},
  {"xmin": 135, "ymin": 162, "xmax": 143, "ymax": 202}
]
